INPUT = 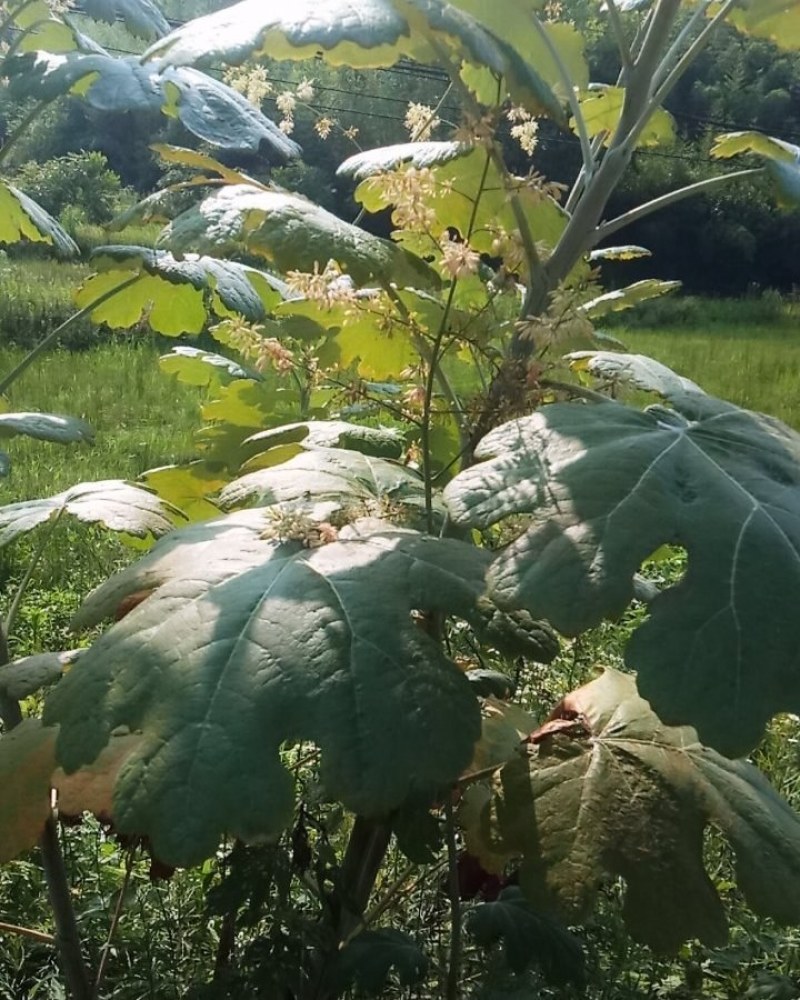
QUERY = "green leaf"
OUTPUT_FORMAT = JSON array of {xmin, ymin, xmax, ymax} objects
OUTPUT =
[
  {"xmin": 140, "ymin": 462, "xmax": 226, "ymax": 522},
  {"xmin": 467, "ymin": 886, "xmax": 585, "ymax": 984},
  {"xmin": 574, "ymin": 85, "xmax": 675, "ymax": 148},
  {"xmin": 46, "ymin": 517, "xmax": 487, "ymax": 865},
  {"xmin": 0, "ymin": 412, "xmax": 93, "ymax": 445},
  {"xmin": 0, "ymin": 182, "xmax": 78, "ymax": 256},
  {"xmin": 473, "ymin": 600, "xmax": 560, "ymax": 663},
  {"xmin": 580, "ymin": 278, "xmax": 681, "ymax": 319},
  {"xmin": 241, "ymin": 421, "xmax": 404, "ymax": 463},
  {"xmin": 0, "ymin": 650, "xmax": 82, "ymax": 701},
  {"xmin": 0, "ymin": 480, "xmax": 185, "ymax": 548},
  {"xmin": 720, "ymin": 0, "xmax": 800, "ymax": 51},
  {"xmin": 445, "ymin": 393, "xmax": 800, "ymax": 756},
  {"xmin": 80, "ymin": 0, "xmax": 169, "ymax": 39},
  {"xmin": 462, "ymin": 670, "xmax": 800, "ymax": 951},
  {"xmin": 144, "ymin": 0, "xmax": 565, "ymax": 122},
  {"xmin": 345, "ymin": 144, "xmax": 568, "ymax": 258},
  {"xmin": 160, "ymin": 185, "xmax": 438, "ymax": 289},
  {"xmin": 76, "ymin": 247, "xmax": 284, "ymax": 335},
  {"xmin": 566, "ymin": 351, "xmax": 701, "ymax": 398},
  {"xmin": 711, "ymin": 131, "xmax": 800, "ymax": 209},
  {"xmin": 218, "ymin": 448, "xmax": 433, "ymax": 524},
  {"xmin": 0, "ymin": 720, "xmax": 57, "ymax": 863},
  {"xmin": 160, "ymin": 347, "xmax": 261, "ymax": 387},
  {"xmin": 5, "ymin": 50, "xmax": 300, "ymax": 157},
  {"xmin": 334, "ymin": 929, "xmax": 428, "ymax": 993},
  {"xmin": 151, "ymin": 143, "xmax": 263, "ymax": 186}
]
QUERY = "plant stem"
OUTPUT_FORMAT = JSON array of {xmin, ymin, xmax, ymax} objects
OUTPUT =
[
  {"xmin": 5, "ymin": 509, "xmax": 64, "ymax": 637},
  {"xmin": 591, "ymin": 168, "xmax": 763, "ymax": 245},
  {"xmin": 93, "ymin": 849, "xmax": 135, "ymax": 998},
  {"xmin": 0, "ymin": 920, "xmax": 55, "ymax": 944},
  {"xmin": 605, "ymin": 0, "xmax": 633, "ymax": 74},
  {"xmin": 0, "ymin": 276, "xmax": 139, "ymax": 396},
  {"xmin": 444, "ymin": 797, "xmax": 462, "ymax": 1000}
]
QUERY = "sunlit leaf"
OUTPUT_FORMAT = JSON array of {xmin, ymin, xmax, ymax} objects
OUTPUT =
[
  {"xmin": 160, "ymin": 185, "xmax": 438, "ymax": 289},
  {"xmin": 0, "ymin": 412, "xmax": 93, "ymax": 445},
  {"xmin": 719, "ymin": 0, "xmax": 800, "ymax": 51},
  {"xmin": 76, "ymin": 247, "xmax": 285, "ymax": 334},
  {"xmin": 0, "ymin": 182, "xmax": 78, "ymax": 256},
  {"xmin": 241, "ymin": 421, "xmax": 405, "ymax": 463},
  {"xmin": 711, "ymin": 131, "xmax": 800, "ymax": 209},
  {"xmin": 0, "ymin": 650, "xmax": 82, "ymax": 701},
  {"xmin": 588, "ymin": 245, "xmax": 651, "ymax": 262},
  {"xmin": 580, "ymin": 278, "xmax": 681, "ymax": 318},
  {"xmin": 46, "ymin": 518, "xmax": 487, "ymax": 865},
  {"xmin": 445, "ymin": 391, "xmax": 800, "ymax": 756},
  {"xmin": 140, "ymin": 462, "xmax": 226, "ymax": 522},
  {"xmin": 0, "ymin": 480, "xmax": 185, "ymax": 548},
  {"xmin": 461, "ymin": 670, "xmax": 800, "ymax": 951},
  {"xmin": 160, "ymin": 347, "xmax": 261, "ymax": 387},
  {"xmin": 574, "ymin": 85, "xmax": 675, "ymax": 147},
  {"xmin": 566, "ymin": 351, "xmax": 702, "ymax": 398}
]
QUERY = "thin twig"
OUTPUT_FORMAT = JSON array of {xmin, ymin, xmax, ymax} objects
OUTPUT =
[
  {"xmin": 444, "ymin": 797, "xmax": 462, "ymax": 1000},
  {"xmin": 93, "ymin": 848, "xmax": 136, "ymax": 998},
  {"xmin": 0, "ymin": 920, "xmax": 56, "ymax": 945}
]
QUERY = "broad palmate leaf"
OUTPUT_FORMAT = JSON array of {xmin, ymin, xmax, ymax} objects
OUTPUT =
[
  {"xmin": 566, "ymin": 351, "xmax": 701, "ymax": 398},
  {"xmin": 0, "ymin": 480, "xmax": 184, "ymax": 548},
  {"xmin": 76, "ymin": 247, "xmax": 284, "ymax": 335},
  {"xmin": 45, "ymin": 516, "xmax": 487, "ymax": 865},
  {"xmin": 460, "ymin": 670, "xmax": 800, "ymax": 952},
  {"xmin": 160, "ymin": 185, "xmax": 437, "ymax": 288},
  {"xmin": 5, "ymin": 50, "xmax": 300, "ymax": 158},
  {"xmin": 144, "ymin": 0, "xmax": 565, "ymax": 122},
  {"xmin": 445, "ymin": 392, "xmax": 800, "ymax": 755},
  {"xmin": 80, "ymin": 0, "xmax": 170, "ymax": 40},
  {"xmin": 0, "ymin": 182, "xmax": 78, "ymax": 256}
]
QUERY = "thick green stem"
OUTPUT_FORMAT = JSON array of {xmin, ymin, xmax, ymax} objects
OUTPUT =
[{"xmin": 0, "ymin": 276, "xmax": 139, "ymax": 395}]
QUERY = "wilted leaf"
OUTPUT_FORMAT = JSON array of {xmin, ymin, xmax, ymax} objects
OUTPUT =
[
  {"xmin": 0, "ymin": 480, "xmax": 184, "ymax": 548},
  {"xmin": 445, "ymin": 393, "xmax": 800, "ymax": 755},
  {"xmin": 0, "ymin": 720, "xmax": 56, "ymax": 862},
  {"xmin": 467, "ymin": 886, "xmax": 585, "ymax": 984},
  {"xmin": 6, "ymin": 50, "xmax": 300, "ymax": 157},
  {"xmin": 0, "ymin": 412, "xmax": 93, "ymax": 445},
  {"xmin": 0, "ymin": 182, "xmax": 78, "ymax": 256},
  {"xmin": 461, "ymin": 670, "xmax": 800, "ymax": 951},
  {"xmin": 334, "ymin": 929, "xmax": 428, "ymax": 993},
  {"xmin": 0, "ymin": 650, "xmax": 82, "ymax": 701},
  {"xmin": 711, "ymin": 131, "xmax": 800, "ymax": 209},
  {"xmin": 45, "ymin": 519, "xmax": 487, "ymax": 865},
  {"xmin": 566, "ymin": 351, "xmax": 701, "ymax": 398},
  {"xmin": 76, "ymin": 247, "xmax": 285, "ymax": 334},
  {"xmin": 160, "ymin": 185, "xmax": 438, "ymax": 288}
]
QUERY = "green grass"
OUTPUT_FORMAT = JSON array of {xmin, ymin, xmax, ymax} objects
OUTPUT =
[{"xmin": 612, "ymin": 299, "xmax": 800, "ymax": 428}]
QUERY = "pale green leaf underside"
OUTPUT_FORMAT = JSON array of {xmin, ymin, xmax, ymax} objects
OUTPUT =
[
  {"xmin": 566, "ymin": 351, "xmax": 702, "ymax": 398},
  {"xmin": 160, "ymin": 185, "xmax": 438, "ymax": 289},
  {"xmin": 0, "ymin": 650, "xmax": 82, "ymax": 701},
  {"xmin": 462, "ymin": 670, "xmax": 800, "ymax": 952},
  {"xmin": 46, "ymin": 518, "xmax": 488, "ymax": 865},
  {"xmin": 81, "ymin": 0, "xmax": 170, "ymax": 39},
  {"xmin": 579, "ymin": 279, "xmax": 681, "ymax": 318},
  {"xmin": 0, "ymin": 480, "xmax": 184, "ymax": 548},
  {"xmin": 445, "ymin": 393, "xmax": 800, "ymax": 756},
  {"xmin": 0, "ymin": 412, "xmax": 94, "ymax": 445},
  {"xmin": 0, "ymin": 183, "xmax": 78, "ymax": 256},
  {"xmin": 241, "ymin": 421, "xmax": 404, "ymax": 462}
]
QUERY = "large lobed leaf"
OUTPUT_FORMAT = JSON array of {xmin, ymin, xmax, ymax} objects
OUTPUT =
[
  {"xmin": 76, "ymin": 247, "xmax": 285, "ymax": 335},
  {"xmin": 143, "ymin": 0, "xmax": 566, "ymax": 122},
  {"xmin": 0, "ymin": 182, "xmax": 78, "ymax": 256},
  {"xmin": 0, "ymin": 480, "xmax": 184, "ymax": 548},
  {"xmin": 461, "ymin": 670, "xmax": 800, "ymax": 952},
  {"xmin": 80, "ymin": 0, "xmax": 170, "ymax": 40},
  {"xmin": 45, "ymin": 516, "xmax": 488, "ymax": 865},
  {"xmin": 445, "ymin": 389, "xmax": 800, "ymax": 756},
  {"xmin": 160, "ymin": 185, "xmax": 438, "ymax": 288},
  {"xmin": 5, "ymin": 49, "xmax": 300, "ymax": 158}
]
